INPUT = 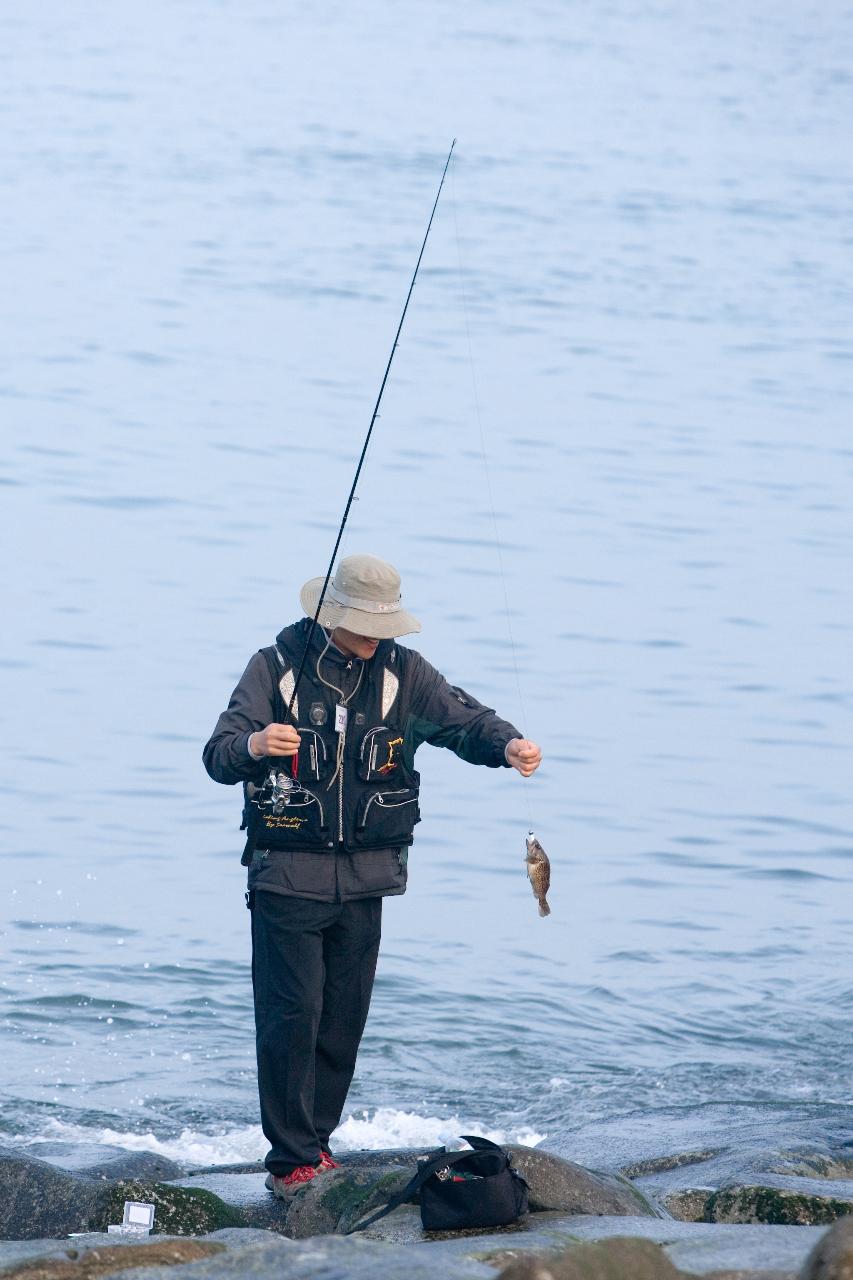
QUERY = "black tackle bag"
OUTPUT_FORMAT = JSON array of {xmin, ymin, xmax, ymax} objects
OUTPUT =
[{"xmin": 348, "ymin": 1135, "xmax": 529, "ymax": 1234}]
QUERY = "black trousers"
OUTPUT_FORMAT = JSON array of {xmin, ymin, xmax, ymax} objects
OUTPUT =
[{"xmin": 250, "ymin": 890, "xmax": 382, "ymax": 1176}]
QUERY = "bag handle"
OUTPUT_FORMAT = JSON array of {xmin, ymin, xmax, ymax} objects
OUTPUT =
[
  {"xmin": 459, "ymin": 1134, "xmax": 504, "ymax": 1153},
  {"xmin": 346, "ymin": 1146, "xmax": 450, "ymax": 1234},
  {"xmin": 346, "ymin": 1136, "xmax": 507, "ymax": 1235}
]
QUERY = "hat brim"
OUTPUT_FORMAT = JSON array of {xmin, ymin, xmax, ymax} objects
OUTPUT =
[{"xmin": 299, "ymin": 577, "xmax": 421, "ymax": 639}]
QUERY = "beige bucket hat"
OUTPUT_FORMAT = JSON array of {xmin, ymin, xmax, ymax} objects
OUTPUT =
[{"xmin": 299, "ymin": 554, "xmax": 421, "ymax": 639}]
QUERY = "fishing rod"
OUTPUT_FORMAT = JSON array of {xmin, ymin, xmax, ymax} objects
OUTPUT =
[{"xmin": 283, "ymin": 139, "xmax": 456, "ymax": 722}]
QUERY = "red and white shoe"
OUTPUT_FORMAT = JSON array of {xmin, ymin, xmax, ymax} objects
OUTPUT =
[
  {"xmin": 264, "ymin": 1164, "xmax": 319, "ymax": 1198},
  {"xmin": 319, "ymin": 1150, "xmax": 341, "ymax": 1172}
]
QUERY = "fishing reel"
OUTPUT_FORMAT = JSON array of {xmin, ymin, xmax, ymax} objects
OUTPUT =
[{"xmin": 248, "ymin": 768, "xmax": 298, "ymax": 816}]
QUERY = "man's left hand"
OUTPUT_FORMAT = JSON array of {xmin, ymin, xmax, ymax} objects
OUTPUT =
[{"xmin": 506, "ymin": 738, "xmax": 542, "ymax": 777}]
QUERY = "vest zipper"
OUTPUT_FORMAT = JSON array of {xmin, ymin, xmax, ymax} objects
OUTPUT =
[
  {"xmin": 360, "ymin": 725, "xmax": 389, "ymax": 763},
  {"xmin": 360, "ymin": 789, "xmax": 417, "ymax": 825},
  {"xmin": 337, "ymin": 677, "xmax": 347, "ymax": 843},
  {"xmin": 338, "ymin": 744, "xmax": 345, "ymax": 843}
]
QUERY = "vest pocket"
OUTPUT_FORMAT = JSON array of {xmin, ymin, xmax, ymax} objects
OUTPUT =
[
  {"xmin": 354, "ymin": 786, "xmax": 420, "ymax": 847},
  {"xmin": 255, "ymin": 786, "xmax": 330, "ymax": 850},
  {"xmin": 295, "ymin": 729, "xmax": 330, "ymax": 783},
  {"xmin": 358, "ymin": 726, "xmax": 406, "ymax": 782}
]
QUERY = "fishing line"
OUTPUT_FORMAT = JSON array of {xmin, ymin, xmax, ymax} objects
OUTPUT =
[
  {"xmin": 283, "ymin": 139, "xmax": 457, "ymax": 722},
  {"xmin": 450, "ymin": 162, "xmax": 535, "ymax": 827}
]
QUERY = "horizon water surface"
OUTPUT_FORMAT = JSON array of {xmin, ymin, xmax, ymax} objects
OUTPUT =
[{"xmin": 1, "ymin": 1, "xmax": 852, "ymax": 1166}]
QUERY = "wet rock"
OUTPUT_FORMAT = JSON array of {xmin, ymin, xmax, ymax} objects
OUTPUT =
[
  {"xmin": 505, "ymin": 1146, "xmax": 659, "ymax": 1218},
  {"xmin": 704, "ymin": 1186, "xmax": 853, "ymax": 1227},
  {"xmin": 283, "ymin": 1165, "xmax": 413, "ymax": 1238},
  {"xmin": 494, "ymin": 1236, "xmax": 682, "ymax": 1279},
  {"xmin": 0, "ymin": 1240, "xmax": 95, "ymax": 1273},
  {"xmin": 164, "ymin": 1172, "xmax": 288, "ymax": 1232},
  {"xmin": 0, "ymin": 1147, "xmax": 243, "ymax": 1240},
  {"xmin": 0, "ymin": 1238, "xmax": 224, "ymax": 1280},
  {"xmin": 100, "ymin": 1181, "xmax": 244, "ymax": 1236},
  {"xmin": 0, "ymin": 1232, "xmax": 496, "ymax": 1280},
  {"xmin": 705, "ymin": 1274, "xmax": 793, "ymax": 1280},
  {"xmin": 0, "ymin": 1232, "xmax": 282, "ymax": 1280},
  {"xmin": 177, "ymin": 1149, "xmax": 427, "ymax": 1234},
  {"xmin": 773, "ymin": 1153, "xmax": 853, "ymax": 1183},
  {"xmin": 338, "ymin": 1148, "xmax": 430, "ymax": 1176},
  {"xmin": 17, "ymin": 1142, "xmax": 185, "ymax": 1183},
  {"xmin": 2, "ymin": 1134, "xmax": 842, "ymax": 1278},
  {"xmin": 525, "ymin": 1214, "xmax": 826, "ymax": 1277},
  {"xmin": 334, "ymin": 1144, "xmax": 659, "ymax": 1236},
  {"xmin": 622, "ymin": 1149, "xmax": 724, "ymax": 1179},
  {"xmin": 538, "ymin": 1102, "xmax": 853, "ymax": 1180},
  {"xmin": 539, "ymin": 1104, "xmax": 853, "ymax": 1227},
  {"xmin": 328, "ymin": 1144, "xmax": 656, "ymax": 1217},
  {"xmin": 0, "ymin": 1220, "xmax": 834, "ymax": 1280},
  {"xmin": 668, "ymin": 1178, "xmax": 853, "ymax": 1227},
  {"xmin": 665, "ymin": 1188, "xmax": 712, "ymax": 1221},
  {"xmin": 76, "ymin": 1153, "xmax": 185, "ymax": 1184},
  {"xmin": 0, "ymin": 1147, "xmax": 105, "ymax": 1240},
  {"xmin": 800, "ymin": 1216, "xmax": 853, "ymax": 1279},
  {"xmin": 347, "ymin": 1144, "xmax": 658, "ymax": 1228},
  {"xmin": 176, "ymin": 1144, "xmax": 658, "ymax": 1239}
]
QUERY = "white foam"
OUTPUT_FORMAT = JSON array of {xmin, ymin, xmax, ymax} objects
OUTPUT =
[
  {"xmin": 13, "ymin": 1110, "xmax": 545, "ymax": 1165},
  {"xmin": 12, "ymin": 1118, "xmax": 267, "ymax": 1167},
  {"xmin": 333, "ymin": 1107, "xmax": 546, "ymax": 1151}
]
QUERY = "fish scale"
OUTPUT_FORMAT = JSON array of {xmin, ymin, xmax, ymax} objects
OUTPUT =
[{"xmin": 525, "ymin": 831, "xmax": 551, "ymax": 917}]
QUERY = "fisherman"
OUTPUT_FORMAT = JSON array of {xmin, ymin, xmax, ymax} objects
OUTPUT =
[{"xmin": 203, "ymin": 554, "xmax": 541, "ymax": 1196}]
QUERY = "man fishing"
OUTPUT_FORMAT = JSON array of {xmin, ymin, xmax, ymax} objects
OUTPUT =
[{"xmin": 203, "ymin": 553, "xmax": 542, "ymax": 1196}]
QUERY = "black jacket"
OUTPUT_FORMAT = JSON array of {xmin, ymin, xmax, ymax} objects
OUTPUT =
[{"xmin": 203, "ymin": 620, "xmax": 522, "ymax": 902}]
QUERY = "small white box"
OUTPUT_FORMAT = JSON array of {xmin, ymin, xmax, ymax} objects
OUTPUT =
[{"xmin": 111, "ymin": 1200, "xmax": 156, "ymax": 1235}]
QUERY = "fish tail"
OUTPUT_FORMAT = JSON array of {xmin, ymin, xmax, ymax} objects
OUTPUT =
[{"xmin": 538, "ymin": 900, "xmax": 551, "ymax": 917}]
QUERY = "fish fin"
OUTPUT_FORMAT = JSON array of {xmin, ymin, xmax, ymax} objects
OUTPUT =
[{"xmin": 538, "ymin": 901, "xmax": 551, "ymax": 918}]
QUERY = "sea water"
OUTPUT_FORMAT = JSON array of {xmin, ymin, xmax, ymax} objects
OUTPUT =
[{"xmin": 1, "ymin": 1, "xmax": 851, "ymax": 1165}]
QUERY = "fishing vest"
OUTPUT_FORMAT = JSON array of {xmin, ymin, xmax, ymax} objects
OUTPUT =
[{"xmin": 241, "ymin": 630, "xmax": 420, "ymax": 862}]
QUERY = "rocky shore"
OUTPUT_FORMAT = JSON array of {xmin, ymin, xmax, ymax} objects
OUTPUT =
[
  {"xmin": 1, "ymin": 1106, "xmax": 850, "ymax": 1279},
  {"xmin": 539, "ymin": 1102, "xmax": 853, "ymax": 1229}
]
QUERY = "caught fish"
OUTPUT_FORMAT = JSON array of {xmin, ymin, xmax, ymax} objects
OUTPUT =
[{"xmin": 525, "ymin": 831, "xmax": 551, "ymax": 917}]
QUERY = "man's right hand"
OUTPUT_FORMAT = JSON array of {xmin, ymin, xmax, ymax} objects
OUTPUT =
[{"xmin": 249, "ymin": 723, "xmax": 301, "ymax": 758}]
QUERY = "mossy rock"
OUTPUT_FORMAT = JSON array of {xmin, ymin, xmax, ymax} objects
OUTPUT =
[
  {"xmin": 664, "ymin": 1188, "xmax": 715, "ymax": 1221},
  {"xmin": 705, "ymin": 1184, "xmax": 853, "ymax": 1226},
  {"xmin": 99, "ymin": 1181, "xmax": 244, "ymax": 1235},
  {"xmin": 284, "ymin": 1167, "xmax": 413, "ymax": 1239},
  {"xmin": 772, "ymin": 1150, "xmax": 853, "ymax": 1181},
  {"xmin": 326, "ymin": 1169, "xmax": 411, "ymax": 1231}
]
